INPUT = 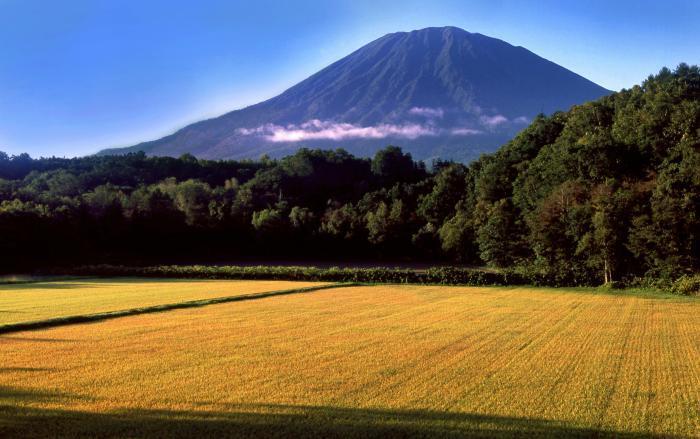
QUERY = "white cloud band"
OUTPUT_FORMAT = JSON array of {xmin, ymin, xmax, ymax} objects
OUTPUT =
[
  {"xmin": 236, "ymin": 118, "xmax": 506, "ymax": 143},
  {"xmin": 237, "ymin": 119, "xmax": 477, "ymax": 142}
]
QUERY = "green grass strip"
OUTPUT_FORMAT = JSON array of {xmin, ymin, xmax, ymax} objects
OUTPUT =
[{"xmin": 0, "ymin": 283, "xmax": 356, "ymax": 335}]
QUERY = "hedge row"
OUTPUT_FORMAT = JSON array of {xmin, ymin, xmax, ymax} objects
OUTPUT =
[
  {"xmin": 48, "ymin": 264, "xmax": 698, "ymax": 294},
  {"xmin": 59, "ymin": 264, "xmax": 528, "ymax": 286},
  {"xmin": 670, "ymin": 274, "xmax": 700, "ymax": 296}
]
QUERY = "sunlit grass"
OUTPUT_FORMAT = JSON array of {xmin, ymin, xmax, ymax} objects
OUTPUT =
[
  {"xmin": 0, "ymin": 278, "xmax": 330, "ymax": 325},
  {"xmin": 0, "ymin": 284, "xmax": 698, "ymax": 437}
]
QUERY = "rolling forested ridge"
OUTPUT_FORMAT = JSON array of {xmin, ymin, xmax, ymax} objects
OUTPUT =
[{"xmin": 1, "ymin": 65, "xmax": 698, "ymax": 287}]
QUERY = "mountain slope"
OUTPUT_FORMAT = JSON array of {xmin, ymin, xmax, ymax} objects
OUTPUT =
[{"xmin": 101, "ymin": 26, "xmax": 611, "ymax": 162}]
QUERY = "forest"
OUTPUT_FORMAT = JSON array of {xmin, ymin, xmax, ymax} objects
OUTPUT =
[{"xmin": 0, "ymin": 65, "xmax": 698, "ymax": 286}]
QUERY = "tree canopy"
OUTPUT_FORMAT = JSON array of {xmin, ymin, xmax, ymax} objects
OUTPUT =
[{"xmin": 1, "ymin": 65, "xmax": 698, "ymax": 285}]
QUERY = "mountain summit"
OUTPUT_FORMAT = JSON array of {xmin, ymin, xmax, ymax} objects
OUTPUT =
[{"xmin": 102, "ymin": 27, "xmax": 611, "ymax": 162}]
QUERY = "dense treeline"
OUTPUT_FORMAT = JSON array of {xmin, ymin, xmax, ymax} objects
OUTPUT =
[{"xmin": 1, "ymin": 65, "xmax": 698, "ymax": 286}]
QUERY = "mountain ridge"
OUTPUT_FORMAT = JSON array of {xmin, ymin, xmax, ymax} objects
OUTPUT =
[{"xmin": 101, "ymin": 26, "xmax": 611, "ymax": 162}]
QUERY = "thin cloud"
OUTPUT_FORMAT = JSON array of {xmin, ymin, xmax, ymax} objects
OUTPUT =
[
  {"xmin": 408, "ymin": 107, "xmax": 444, "ymax": 119},
  {"xmin": 480, "ymin": 114, "xmax": 509, "ymax": 128},
  {"xmin": 451, "ymin": 128, "xmax": 482, "ymax": 135},
  {"xmin": 237, "ymin": 119, "xmax": 439, "ymax": 142}
]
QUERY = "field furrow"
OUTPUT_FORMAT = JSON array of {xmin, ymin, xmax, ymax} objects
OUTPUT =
[{"xmin": 0, "ymin": 279, "xmax": 334, "ymax": 327}]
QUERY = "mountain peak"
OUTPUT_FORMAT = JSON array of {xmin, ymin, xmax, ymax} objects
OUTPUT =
[
  {"xmin": 101, "ymin": 27, "xmax": 611, "ymax": 162},
  {"xmin": 398, "ymin": 25, "xmax": 471, "ymax": 35}
]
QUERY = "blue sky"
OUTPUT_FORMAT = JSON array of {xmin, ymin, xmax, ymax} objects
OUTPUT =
[{"xmin": 1, "ymin": 0, "xmax": 699, "ymax": 157}]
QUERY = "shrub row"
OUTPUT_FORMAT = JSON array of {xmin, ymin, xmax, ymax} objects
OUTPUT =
[
  {"xmin": 670, "ymin": 274, "xmax": 700, "ymax": 296},
  {"xmin": 47, "ymin": 264, "xmax": 699, "ymax": 294},
  {"xmin": 59, "ymin": 264, "xmax": 528, "ymax": 286}
]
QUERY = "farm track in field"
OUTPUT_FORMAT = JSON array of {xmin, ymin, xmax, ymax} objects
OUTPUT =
[{"xmin": 0, "ymin": 282, "xmax": 349, "ymax": 334}]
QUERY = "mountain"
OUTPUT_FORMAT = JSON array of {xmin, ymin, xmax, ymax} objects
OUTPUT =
[{"xmin": 101, "ymin": 26, "xmax": 611, "ymax": 162}]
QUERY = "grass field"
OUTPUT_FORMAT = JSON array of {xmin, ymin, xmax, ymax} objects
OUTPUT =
[
  {"xmin": 0, "ymin": 282, "xmax": 698, "ymax": 437},
  {"xmin": 0, "ymin": 278, "xmax": 330, "ymax": 326}
]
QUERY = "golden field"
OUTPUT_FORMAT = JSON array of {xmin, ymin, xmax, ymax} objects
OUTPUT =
[
  {"xmin": 0, "ymin": 278, "xmax": 328, "ymax": 326},
  {"xmin": 0, "ymin": 283, "xmax": 698, "ymax": 437}
]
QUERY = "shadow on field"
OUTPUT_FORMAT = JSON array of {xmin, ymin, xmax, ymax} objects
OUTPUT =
[
  {"xmin": 0, "ymin": 386, "xmax": 74, "ymax": 404},
  {"xmin": 0, "ymin": 336, "xmax": 74, "ymax": 342},
  {"xmin": 0, "ymin": 388, "xmax": 686, "ymax": 439},
  {"xmin": 0, "ymin": 367, "xmax": 55, "ymax": 373},
  {"xmin": 0, "ymin": 282, "xmax": 98, "ymax": 291},
  {"xmin": 0, "ymin": 278, "xmax": 265, "ymax": 290}
]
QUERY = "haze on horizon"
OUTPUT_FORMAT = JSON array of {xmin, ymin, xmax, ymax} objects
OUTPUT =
[{"xmin": 1, "ymin": 0, "xmax": 699, "ymax": 157}]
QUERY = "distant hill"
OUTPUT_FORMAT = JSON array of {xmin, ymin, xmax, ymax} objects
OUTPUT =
[{"xmin": 101, "ymin": 26, "xmax": 611, "ymax": 162}]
